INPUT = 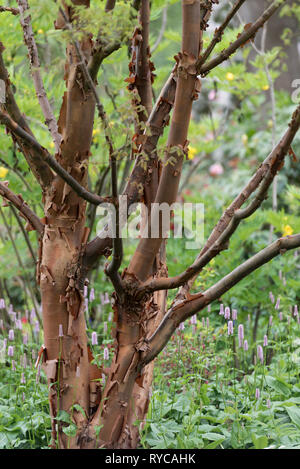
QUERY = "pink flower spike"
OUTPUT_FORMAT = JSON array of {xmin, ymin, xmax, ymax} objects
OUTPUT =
[
  {"xmin": 269, "ymin": 291, "xmax": 275, "ymax": 304},
  {"xmin": 0, "ymin": 298, "xmax": 5, "ymax": 309},
  {"xmin": 238, "ymin": 324, "xmax": 244, "ymax": 347},
  {"xmin": 89, "ymin": 288, "xmax": 95, "ymax": 302},
  {"xmin": 232, "ymin": 309, "xmax": 237, "ymax": 321},
  {"xmin": 243, "ymin": 339, "xmax": 248, "ymax": 351},
  {"xmin": 190, "ymin": 314, "xmax": 197, "ymax": 325},
  {"xmin": 269, "ymin": 315, "xmax": 273, "ymax": 326},
  {"xmin": 91, "ymin": 331, "xmax": 98, "ymax": 345},
  {"xmin": 257, "ymin": 345, "xmax": 264, "ymax": 364},
  {"xmin": 224, "ymin": 307, "xmax": 230, "ymax": 320},
  {"xmin": 7, "ymin": 345, "xmax": 14, "ymax": 357},
  {"xmin": 293, "ymin": 305, "xmax": 298, "ymax": 317},
  {"xmin": 227, "ymin": 320, "xmax": 233, "ymax": 336},
  {"xmin": 266, "ymin": 398, "xmax": 271, "ymax": 409},
  {"xmin": 8, "ymin": 329, "xmax": 14, "ymax": 341},
  {"xmin": 263, "ymin": 335, "xmax": 268, "ymax": 347},
  {"xmin": 255, "ymin": 388, "xmax": 260, "ymax": 400},
  {"xmin": 104, "ymin": 347, "xmax": 109, "ymax": 361},
  {"xmin": 219, "ymin": 304, "xmax": 224, "ymax": 316},
  {"xmin": 275, "ymin": 297, "xmax": 280, "ymax": 310}
]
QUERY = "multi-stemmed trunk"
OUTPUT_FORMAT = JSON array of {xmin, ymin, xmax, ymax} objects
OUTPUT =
[{"xmin": 1, "ymin": 0, "xmax": 300, "ymax": 451}]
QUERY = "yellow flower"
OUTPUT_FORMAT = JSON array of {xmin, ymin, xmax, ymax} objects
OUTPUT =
[
  {"xmin": 262, "ymin": 84, "xmax": 269, "ymax": 91},
  {"xmin": 92, "ymin": 128, "xmax": 100, "ymax": 136},
  {"xmin": 49, "ymin": 142, "xmax": 55, "ymax": 149},
  {"xmin": 226, "ymin": 72, "xmax": 235, "ymax": 81},
  {"xmin": 37, "ymin": 29, "xmax": 44, "ymax": 34},
  {"xmin": 0, "ymin": 167, "xmax": 8, "ymax": 179},
  {"xmin": 282, "ymin": 225, "xmax": 293, "ymax": 236},
  {"xmin": 242, "ymin": 134, "xmax": 248, "ymax": 146},
  {"xmin": 188, "ymin": 146, "xmax": 197, "ymax": 160}
]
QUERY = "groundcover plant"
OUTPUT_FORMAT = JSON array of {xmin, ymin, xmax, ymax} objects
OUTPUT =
[{"xmin": 0, "ymin": 0, "xmax": 299, "ymax": 449}]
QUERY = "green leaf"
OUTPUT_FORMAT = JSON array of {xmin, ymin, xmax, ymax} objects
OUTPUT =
[
  {"xmin": 265, "ymin": 376, "xmax": 291, "ymax": 397},
  {"xmin": 62, "ymin": 424, "xmax": 77, "ymax": 437},
  {"xmin": 286, "ymin": 407, "xmax": 300, "ymax": 429},
  {"xmin": 251, "ymin": 434, "xmax": 268, "ymax": 449}
]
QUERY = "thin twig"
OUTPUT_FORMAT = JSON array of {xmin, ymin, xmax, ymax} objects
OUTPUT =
[{"xmin": 17, "ymin": 0, "xmax": 61, "ymax": 153}]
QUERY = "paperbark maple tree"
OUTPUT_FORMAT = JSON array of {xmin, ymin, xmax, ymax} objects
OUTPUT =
[{"xmin": 0, "ymin": 0, "xmax": 299, "ymax": 449}]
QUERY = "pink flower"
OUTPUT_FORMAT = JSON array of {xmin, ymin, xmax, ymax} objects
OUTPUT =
[
  {"xmin": 7, "ymin": 345, "xmax": 14, "ymax": 357},
  {"xmin": 8, "ymin": 329, "xmax": 14, "ymax": 341},
  {"xmin": 257, "ymin": 345, "xmax": 264, "ymax": 364},
  {"xmin": 219, "ymin": 304, "xmax": 224, "ymax": 316},
  {"xmin": 263, "ymin": 335, "xmax": 268, "ymax": 347},
  {"xmin": 208, "ymin": 89, "xmax": 216, "ymax": 101},
  {"xmin": 238, "ymin": 324, "xmax": 244, "ymax": 347},
  {"xmin": 209, "ymin": 163, "xmax": 224, "ymax": 177},
  {"xmin": 89, "ymin": 288, "xmax": 95, "ymax": 302},
  {"xmin": 255, "ymin": 388, "xmax": 260, "ymax": 399},
  {"xmin": 91, "ymin": 331, "xmax": 98, "ymax": 345},
  {"xmin": 0, "ymin": 298, "xmax": 5, "ymax": 309},
  {"xmin": 224, "ymin": 307, "xmax": 230, "ymax": 320},
  {"xmin": 227, "ymin": 320, "xmax": 234, "ymax": 336},
  {"xmin": 190, "ymin": 314, "xmax": 197, "ymax": 325},
  {"xmin": 58, "ymin": 324, "xmax": 63, "ymax": 337},
  {"xmin": 103, "ymin": 347, "xmax": 109, "ymax": 361},
  {"xmin": 232, "ymin": 309, "xmax": 237, "ymax": 321},
  {"xmin": 243, "ymin": 340, "xmax": 248, "ymax": 351},
  {"xmin": 269, "ymin": 315, "xmax": 273, "ymax": 326}
]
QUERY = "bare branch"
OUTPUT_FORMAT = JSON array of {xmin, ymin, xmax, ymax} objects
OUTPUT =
[
  {"xmin": 17, "ymin": 0, "xmax": 61, "ymax": 153},
  {"xmin": 197, "ymin": 0, "xmax": 247, "ymax": 69},
  {"xmin": 0, "ymin": 181, "xmax": 44, "ymax": 234},
  {"xmin": 0, "ymin": 6, "xmax": 19, "ymax": 15},
  {"xmin": 141, "ymin": 104, "xmax": 300, "ymax": 295},
  {"xmin": 0, "ymin": 110, "xmax": 110, "ymax": 206},
  {"xmin": 0, "ymin": 43, "xmax": 53, "ymax": 187},
  {"xmin": 197, "ymin": 0, "xmax": 283, "ymax": 76},
  {"xmin": 142, "ymin": 233, "xmax": 300, "ymax": 366}
]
